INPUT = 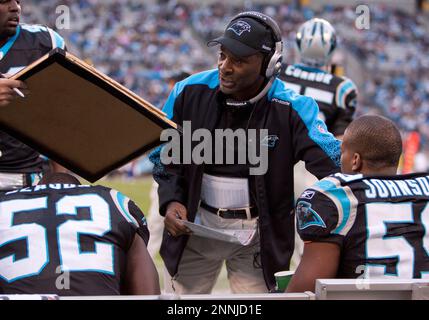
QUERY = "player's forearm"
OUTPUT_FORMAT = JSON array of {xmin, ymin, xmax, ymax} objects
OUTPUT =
[
  {"xmin": 127, "ymin": 261, "xmax": 161, "ymax": 295},
  {"xmin": 125, "ymin": 235, "xmax": 161, "ymax": 295},
  {"xmin": 287, "ymin": 242, "xmax": 340, "ymax": 292},
  {"xmin": 286, "ymin": 271, "xmax": 318, "ymax": 293}
]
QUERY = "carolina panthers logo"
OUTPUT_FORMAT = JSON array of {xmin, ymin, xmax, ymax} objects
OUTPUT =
[
  {"xmin": 227, "ymin": 20, "xmax": 251, "ymax": 36},
  {"xmin": 261, "ymin": 135, "xmax": 279, "ymax": 148},
  {"xmin": 296, "ymin": 201, "xmax": 326, "ymax": 230}
]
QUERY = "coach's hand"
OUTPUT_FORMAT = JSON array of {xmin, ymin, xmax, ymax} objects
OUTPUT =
[
  {"xmin": 0, "ymin": 78, "xmax": 27, "ymax": 107},
  {"xmin": 164, "ymin": 201, "xmax": 192, "ymax": 237}
]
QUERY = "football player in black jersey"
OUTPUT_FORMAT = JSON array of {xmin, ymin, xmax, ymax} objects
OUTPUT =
[
  {"xmin": 0, "ymin": 172, "xmax": 160, "ymax": 296},
  {"xmin": 280, "ymin": 18, "xmax": 357, "ymax": 138},
  {"xmin": 0, "ymin": 0, "xmax": 67, "ymax": 191},
  {"xmin": 287, "ymin": 115, "xmax": 429, "ymax": 292}
]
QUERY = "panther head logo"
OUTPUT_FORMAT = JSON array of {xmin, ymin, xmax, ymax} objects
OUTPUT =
[
  {"xmin": 227, "ymin": 20, "xmax": 252, "ymax": 36},
  {"xmin": 296, "ymin": 201, "xmax": 327, "ymax": 230}
]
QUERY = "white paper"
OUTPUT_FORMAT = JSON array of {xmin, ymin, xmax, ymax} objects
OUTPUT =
[
  {"xmin": 200, "ymin": 174, "xmax": 249, "ymax": 208},
  {"xmin": 181, "ymin": 220, "xmax": 256, "ymax": 246}
]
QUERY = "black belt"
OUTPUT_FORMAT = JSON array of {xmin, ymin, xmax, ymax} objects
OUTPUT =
[{"xmin": 200, "ymin": 201, "xmax": 258, "ymax": 219}]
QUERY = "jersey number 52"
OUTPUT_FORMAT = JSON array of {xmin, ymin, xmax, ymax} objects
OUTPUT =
[{"xmin": 0, "ymin": 195, "xmax": 113, "ymax": 283}]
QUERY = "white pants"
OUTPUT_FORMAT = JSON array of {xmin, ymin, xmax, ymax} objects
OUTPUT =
[{"xmin": 164, "ymin": 207, "xmax": 268, "ymax": 294}]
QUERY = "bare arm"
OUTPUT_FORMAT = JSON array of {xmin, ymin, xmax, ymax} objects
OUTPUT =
[
  {"xmin": 286, "ymin": 241, "xmax": 340, "ymax": 293},
  {"xmin": 124, "ymin": 233, "xmax": 161, "ymax": 295}
]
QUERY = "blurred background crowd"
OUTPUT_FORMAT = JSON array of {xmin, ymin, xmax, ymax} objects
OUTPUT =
[{"xmin": 21, "ymin": 0, "xmax": 429, "ymax": 173}]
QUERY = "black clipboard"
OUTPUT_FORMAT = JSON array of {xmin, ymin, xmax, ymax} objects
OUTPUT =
[{"xmin": 0, "ymin": 49, "xmax": 176, "ymax": 182}]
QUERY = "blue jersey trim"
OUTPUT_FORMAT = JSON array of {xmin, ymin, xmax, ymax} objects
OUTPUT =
[
  {"xmin": 20, "ymin": 24, "xmax": 65, "ymax": 50},
  {"xmin": 314, "ymin": 179, "xmax": 351, "ymax": 234},
  {"xmin": 269, "ymin": 79, "xmax": 341, "ymax": 166},
  {"xmin": 0, "ymin": 26, "xmax": 21, "ymax": 60},
  {"xmin": 51, "ymin": 29, "xmax": 66, "ymax": 49},
  {"xmin": 116, "ymin": 192, "xmax": 135, "ymax": 224},
  {"xmin": 162, "ymin": 69, "xmax": 219, "ymax": 119},
  {"xmin": 337, "ymin": 79, "xmax": 355, "ymax": 108}
]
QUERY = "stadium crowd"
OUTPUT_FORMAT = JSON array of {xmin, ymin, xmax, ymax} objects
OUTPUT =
[
  {"xmin": 21, "ymin": 0, "xmax": 429, "ymax": 167},
  {"xmin": 22, "ymin": 0, "xmax": 213, "ymax": 107}
]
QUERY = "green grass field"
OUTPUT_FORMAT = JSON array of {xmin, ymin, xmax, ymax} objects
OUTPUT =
[
  {"xmin": 94, "ymin": 176, "xmax": 230, "ymax": 293},
  {"xmin": 98, "ymin": 176, "xmax": 153, "ymax": 212}
]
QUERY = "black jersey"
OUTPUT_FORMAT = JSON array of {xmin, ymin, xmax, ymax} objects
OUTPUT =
[
  {"xmin": 0, "ymin": 184, "xmax": 148, "ymax": 296},
  {"xmin": 296, "ymin": 172, "xmax": 429, "ymax": 279},
  {"xmin": 280, "ymin": 64, "xmax": 357, "ymax": 136},
  {"xmin": 0, "ymin": 24, "xmax": 66, "ymax": 173}
]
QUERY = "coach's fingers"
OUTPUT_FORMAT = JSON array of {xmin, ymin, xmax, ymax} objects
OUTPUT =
[
  {"xmin": 175, "ymin": 206, "xmax": 189, "ymax": 222},
  {"xmin": 15, "ymin": 79, "xmax": 27, "ymax": 90},
  {"xmin": 166, "ymin": 201, "xmax": 188, "ymax": 220},
  {"xmin": 165, "ymin": 201, "xmax": 191, "ymax": 230},
  {"xmin": 164, "ymin": 210, "xmax": 191, "ymax": 237},
  {"xmin": 11, "ymin": 79, "xmax": 28, "ymax": 96},
  {"xmin": 17, "ymin": 82, "xmax": 29, "ymax": 96},
  {"xmin": 164, "ymin": 211, "xmax": 181, "ymax": 236}
]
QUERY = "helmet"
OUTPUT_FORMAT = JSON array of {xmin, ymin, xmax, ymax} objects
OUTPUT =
[{"xmin": 295, "ymin": 18, "xmax": 337, "ymax": 68}]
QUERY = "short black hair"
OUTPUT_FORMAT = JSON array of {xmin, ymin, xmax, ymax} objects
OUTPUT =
[
  {"xmin": 39, "ymin": 172, "xmax": 81, "ymax": 185},
  {"xmin": 345, "ymin": 115, "xmax": 402, "ymax": 169}
]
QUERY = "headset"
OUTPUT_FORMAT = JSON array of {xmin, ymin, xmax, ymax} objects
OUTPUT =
[{"xmin": 230, "ymin": 11, "xmax": 283, "ymax": 79}]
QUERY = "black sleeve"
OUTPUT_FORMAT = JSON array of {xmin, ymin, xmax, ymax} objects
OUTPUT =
[
  {"xmin": 37, "ymin": 26, "xmax": 67, "ymax": 53},
  {"xmin": 150, "ymin": 84, "xmax": 188, "ymax": 216},
  {"xmin": 331, "ymin": 85, "xmax": 357, "ymax": 136},
  {"xmin": 151, "ymin": 146, "xmax": 187, "ymax": 216},
  {"xmin": 296, "ymin": 190, "xmax": 344, "ymax": 248},
  {"xmin": 128, "ymin": 200, "xmax": 150, "ymax": 245}
]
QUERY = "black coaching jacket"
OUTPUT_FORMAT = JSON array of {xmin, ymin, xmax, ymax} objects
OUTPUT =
[{"xmin": 152, "ymin": 69, "xmax": 341, "ymax": 290}]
